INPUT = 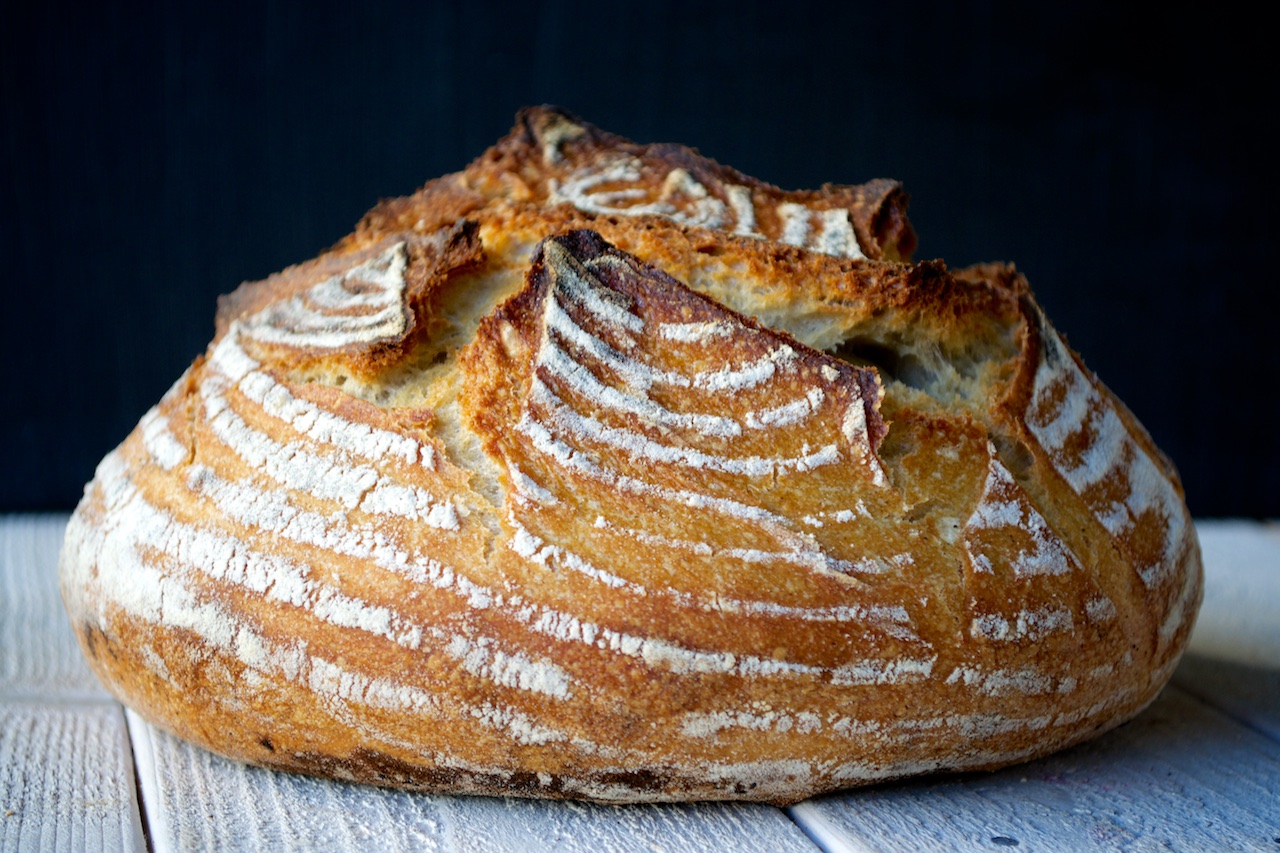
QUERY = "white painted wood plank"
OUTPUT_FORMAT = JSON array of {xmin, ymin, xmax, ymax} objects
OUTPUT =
[
  {"xmin": 128, "ymin": 711, "xmax": 817, "ymax": 853},
  {"xmin": 0, "ymin": 515, "xmax": 108, "ymax": 700},
  {"xmin": 425, "ymin": 791, "xmax": 817, "ymax": 853},
  {"xmin": 1, "ymin": 701, "xmax": 145, "ymax": 853},
  {"xmin": 788, "ymin": 687, "xmax": 1280, "ymax": 852},
  {"xmin": 1174, "ymin": 520, "xmax": 1280, "ymax": 740},
  {"xmin": 1, "ymin": 516, "xmax": 144, "ymax": 850}
]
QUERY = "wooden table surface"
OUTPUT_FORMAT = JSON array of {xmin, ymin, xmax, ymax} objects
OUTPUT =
[{"xmin": 3, "ymin": 515, "xmax": 1278, "ymax": 851}]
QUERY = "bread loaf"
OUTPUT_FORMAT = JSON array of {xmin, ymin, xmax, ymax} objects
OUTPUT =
[{"xmin": 59, "ymin": 106, "xmax": 1201, "ymax": 804}]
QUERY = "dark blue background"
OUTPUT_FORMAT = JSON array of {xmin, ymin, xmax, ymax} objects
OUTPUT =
[{"xmin": 3, "ymin": 1, "xmax": 1275, "ymax": 515}]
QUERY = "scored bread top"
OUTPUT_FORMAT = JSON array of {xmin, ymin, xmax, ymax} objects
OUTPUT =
[{"xmin": 60, "ymin": 106, "xmax": 1201, "ymax": 804}]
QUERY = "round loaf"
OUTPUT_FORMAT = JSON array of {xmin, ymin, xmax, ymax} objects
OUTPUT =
[{"xmin": 60, "ymin": 107, "xmax": 1201, "ymax": 805}]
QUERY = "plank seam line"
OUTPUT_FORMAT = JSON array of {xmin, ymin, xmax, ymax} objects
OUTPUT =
[
  {"xmin": 124, "ymin": 708, "xmax": 157, "ymax": 853},
  {"xmin": 126, "ymin": 708, "xmax": 168, "ymax": 853},
  {"xmin": 785, "ymin": 801, "xmax": 863, "ymax": 853}
]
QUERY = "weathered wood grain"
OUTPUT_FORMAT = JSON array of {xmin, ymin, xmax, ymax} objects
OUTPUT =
[
  {"xmin": 1, "ymin": 702, "xmax": 144, "ymax": 853},
  {"xmin": 1, "ymin": 517, "xmax": 144, "ymax": 852}
]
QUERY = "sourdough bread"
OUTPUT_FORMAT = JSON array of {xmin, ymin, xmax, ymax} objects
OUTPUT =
[{"xmin": 60, "ymin": 107, "xmax": 1201, "ymax": 804}]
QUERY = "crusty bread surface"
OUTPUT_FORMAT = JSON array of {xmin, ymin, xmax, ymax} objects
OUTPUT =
[{"xmin": 60, "ymin": 107, "xmax": 1201, "ymax": 805}]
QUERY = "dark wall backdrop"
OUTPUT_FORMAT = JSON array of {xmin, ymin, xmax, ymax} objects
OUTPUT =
[{"xmin": 3, "ymin": 1, "xmax": 1276, "ymax": 516}]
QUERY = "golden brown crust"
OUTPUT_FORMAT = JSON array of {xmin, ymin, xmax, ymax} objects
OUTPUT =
[
  {"xmin": 346, "ymin": 106, "xmax": 915, "ymax": 264},
  {"xmin": 59, "ymin": 108, "xmax": 1200, "ymax": 805}
]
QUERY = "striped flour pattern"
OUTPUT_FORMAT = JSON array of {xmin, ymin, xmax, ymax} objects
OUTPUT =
[
  {"xmin": 548, "ymin": 157, "xmax": 868, "ymax": 260},
  {"xmin": 486, "ymin": 106, "xmax": 915, "ymax": 266},
  {"xmin": 243, "ymin": 243, "xmax": 411, "ymax": 350},
  {"xmin": 1025, "ymin": 321, "xmax": 1199, "ymax": 655},
  {"xmin": 1027, "ymin": 324, "xmax": 1189, "ymax": 587}
]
